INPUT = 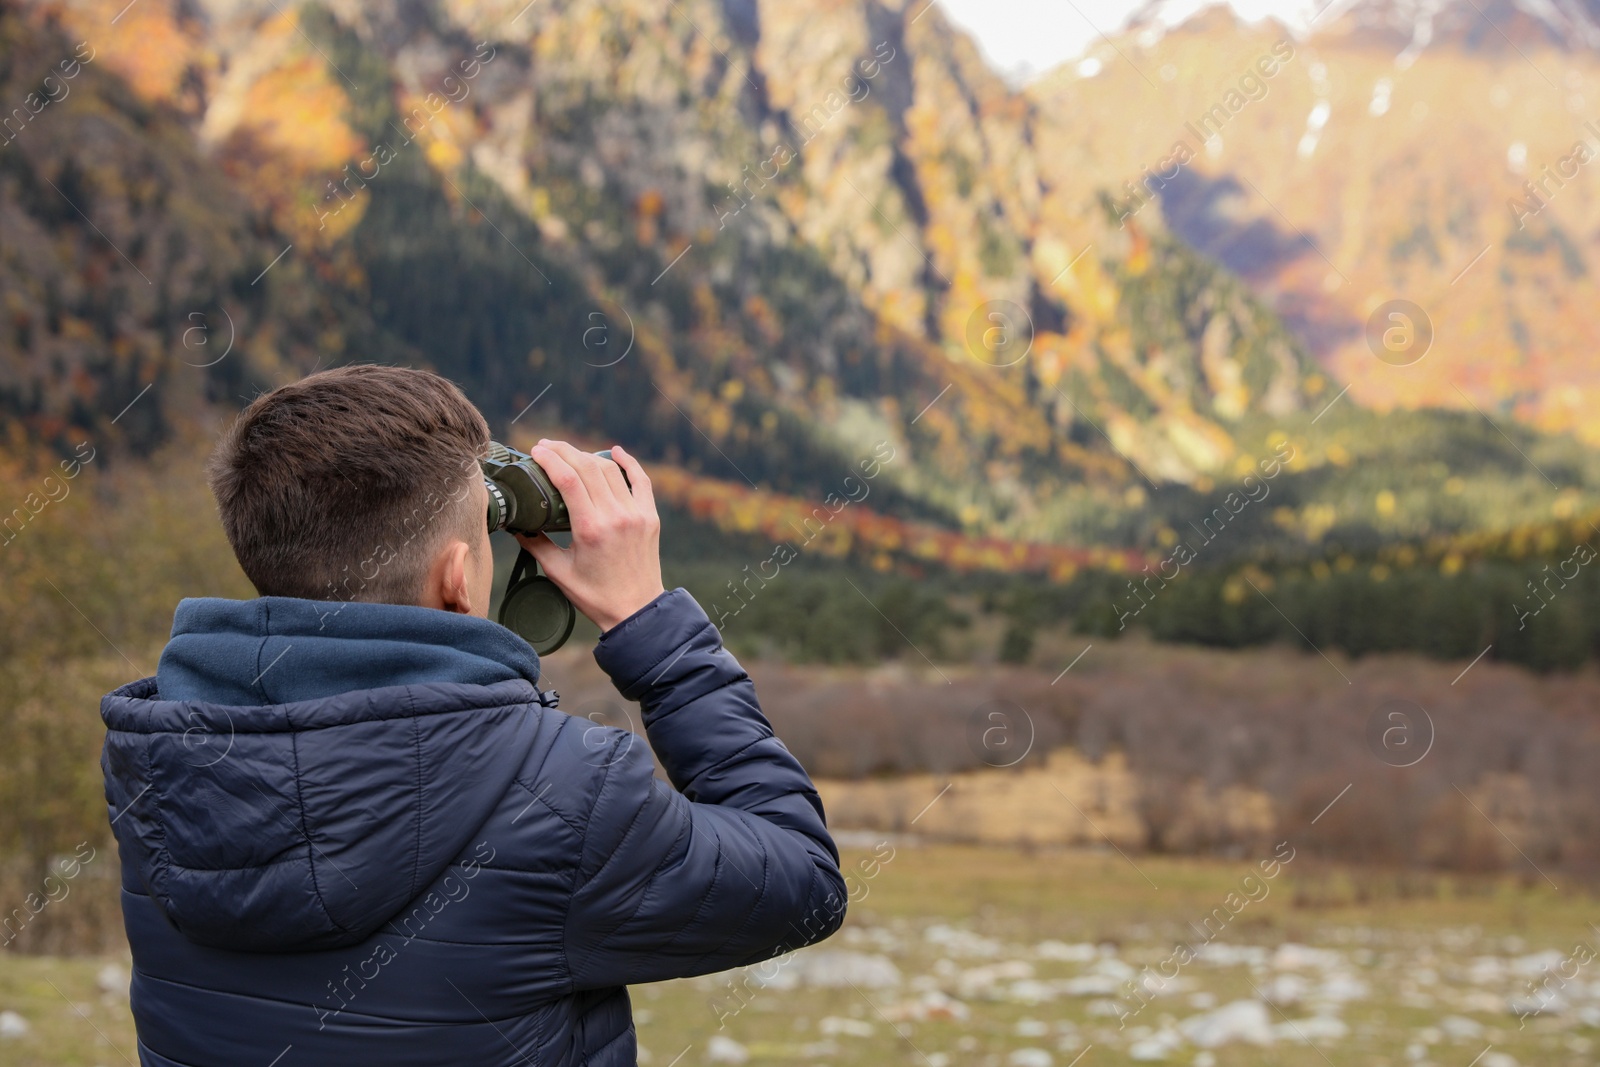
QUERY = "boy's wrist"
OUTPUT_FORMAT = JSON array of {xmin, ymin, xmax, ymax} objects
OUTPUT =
[
  {"xmin": 594, "ymin": 589, "xmax": 716, "ymax": 701},
  {"xmin": 595, "ymin": 585, "xmax": 668, "ymax": 633}
]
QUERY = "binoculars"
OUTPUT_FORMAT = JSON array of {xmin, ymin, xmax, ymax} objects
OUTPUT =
[{"xmin": 481, "ymin": 441, "xmax": 626, "ymax": 655}]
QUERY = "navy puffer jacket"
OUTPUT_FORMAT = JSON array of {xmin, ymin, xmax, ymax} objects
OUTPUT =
[{"xmin": 100, "ymin": 588, "xmax": 845, "ymax": 1066}]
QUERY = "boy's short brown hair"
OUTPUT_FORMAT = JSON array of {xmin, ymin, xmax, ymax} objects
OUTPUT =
[{"xmin": 207, "ymin": 365, "xmax": 489, "ymax": 604}]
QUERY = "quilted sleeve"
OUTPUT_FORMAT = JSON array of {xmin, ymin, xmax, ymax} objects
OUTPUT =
[{"xmin": 562, "ymin": 589, "xmax": 847, "ymax": 989}]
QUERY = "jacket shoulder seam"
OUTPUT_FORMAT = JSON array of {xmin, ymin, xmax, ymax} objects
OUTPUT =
[{"xmin": 511, "ymin": 774, "xmax": 585, "ymax": 837}]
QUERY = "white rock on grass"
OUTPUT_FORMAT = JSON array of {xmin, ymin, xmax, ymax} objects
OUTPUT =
[
  {"xmin": 1127, "ymin": 1041, "xmax": 1168, "ymax": 1061},
  {"xmin": 1007, "ymin": 1049, "xmax": 1052, "ymax": 1067},
  {"xmin": 1089, "ymin": 957, "xmax": 1135, "ymax": 981},
  {"xmin": 1274, "ymin": 1015, "xmax": 1350, "ymax": 1043},
  {"xmin": 818, "ymin": 1016, "xmax": 874, "ymax": 1038},
  {"xmin": 96, "ymin": 965, "xmax": 129, "ymax": 998},
  {"xmin": 924, "ymin": 924, "xmax": 1002, "ymax": 958},
  {"xmin": 1036, "ymin": 941, "xmax": 1098, "ymax": 963},
  {"xmin": 956, "ymin": 960, "xmax": 1034, "ymax": 1000},
  {"xmin": 1316, "ymin": 972, "xmax": 1371, "ymax": 1003},
  {"xmin": 1510, "ymin": 950, "xmax": 1565, "ymax": 977},
  {"xmin": 1467, "ymin": 957, "xmax": 1505, "ymax": 984},
  {"xmin": 1127, "ymin": 1029, "xmax": 1183, "ymax": 1061},
  {"xmin": 1058, "ymin": 974, "xmax": 1120, "ymax": 997},
  {"xmin": 749, "ymin": 950, "xmax": 901, "ymax": 991},
  {"xmin": 0, "ymin": 1011, "xmax": 27, "ymax": 1039},
  {"xmin": 1508, "ymin": 993, "xmax": 1567, "ymax": 1017},
  {"xmin": 1195, "ymin": 943, "xmax": 1267, "ymax": 968},
  {"xmin": 706, "ymin": 1035, "xmax": 748, "ymax": 1065},
  {"xmin": 1179, "ymin": 1000, "xmax": 1275, "ymax": 1048},
  {"xmin": 1481, "ymin": 1053, "xmax": 1519, "ymax": 1067},
  {"xmin": 1006, "ymin": 979, "xmax": 1056, "ymax": 1005},
  {"xmin": 1440, "ymin": 1015, "xmax": 1484, "ymax": 1041},
  {"xmin": 1259, "ymin": 973, "xmax": 1308, "ymax": 1006}
]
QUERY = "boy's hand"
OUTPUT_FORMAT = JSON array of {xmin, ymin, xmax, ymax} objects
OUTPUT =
[{"xmin": 514, "ymin": 440, "xmax": 666, "ymax": 634}]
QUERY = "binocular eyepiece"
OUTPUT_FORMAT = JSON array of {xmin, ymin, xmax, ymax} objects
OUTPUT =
[{"xmin": 480, "ymin": 441, "xmax": 626, "ymax": 655}]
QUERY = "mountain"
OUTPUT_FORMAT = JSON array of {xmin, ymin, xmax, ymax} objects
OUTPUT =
[
  {"xmin": 1, "ymin": 0, "xmax": 1595, "ymax": 580},
  {"xmin": 1036, "ymin": 0, "xmax": 1600, "ymax": 448}
]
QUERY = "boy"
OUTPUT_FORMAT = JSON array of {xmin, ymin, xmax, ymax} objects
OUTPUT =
[{"xmin": 100, "ymin": 365, "xmax": 845, "ymax": 1064}]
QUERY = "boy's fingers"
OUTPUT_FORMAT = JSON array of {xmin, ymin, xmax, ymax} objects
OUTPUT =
[
  {"xmin": 609, "ymin": 445, "xmax": 657, "ymax": 517},
  {"xmin": 541, "ymin": 439, "xmax": 619, "ymax": 511},
  {"xmin": 597, "ymin": 451, "xmax": 632, "ymax": 506},
  {"xmin": 531, "ymin": 443, "xmax": 595, "ymax": 515}
]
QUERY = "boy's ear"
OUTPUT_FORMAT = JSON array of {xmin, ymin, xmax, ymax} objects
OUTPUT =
[{"xmin": 422, "ymin": 539, "xmax": 475, "ymax": 615}]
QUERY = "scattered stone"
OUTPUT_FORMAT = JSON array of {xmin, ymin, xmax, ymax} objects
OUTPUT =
[
  {"xmin": 818, "ymin": 1016, "xmax": 874, "ymax": 1038},
  {"xmin": 1275, "ymin": 1015, "xmax": 1350, "ymax": 1043},
  {"xmin": 1179, "ymin": 999, "xmax": 1275, "ymax": 1048},
  {"xmin": 955, "ymin": 960, "xmax": 1034, "ymax": 1000},
  {"xmin": 1059, "ymin": 974, "xmax": 1120, "ymax": 997},
  {"xmin": 1036, "ymin": 941, "xmax": 1098, "ymax": 963},
  {"xmin": 1259, "ymin": 973, "xmax": 1308, "ymax": 1006},
  {"xmin": 1006, "ymin": 979, "xmax": 1056, "ymax": 1004},
  {"xmin": 95, "ymin": 965, "xmax": 129, "ymax": 999},
  {"xmin": 705, "ymin": 1035, "xmax": 748, "ymax": 1064},
  {"xmin": 925, "ymin": 924, "xmax": 1002, "ymax": 958},
  {"xmin": 748, "ymin": 950, "xmax": 900, "ymax": 991},
  {"xmin": 1127, "ymin": 1028, "xmax": 1183, "ymax": 1061}
]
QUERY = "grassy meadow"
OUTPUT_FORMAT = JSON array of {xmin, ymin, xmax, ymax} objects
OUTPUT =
[{"xmin": 2, "ymin": 844, "xmax": 1597, "ymax": 1067}]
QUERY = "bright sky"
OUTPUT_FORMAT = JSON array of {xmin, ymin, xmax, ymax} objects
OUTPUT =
[{"xmin": 933, "ymin": 0, "xmax": 1330, "ymax": 83}]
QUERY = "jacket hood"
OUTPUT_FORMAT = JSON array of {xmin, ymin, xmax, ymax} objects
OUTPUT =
[{"xmin": 101, "ymin": 596, "xmax": 546, "ymax": 953}]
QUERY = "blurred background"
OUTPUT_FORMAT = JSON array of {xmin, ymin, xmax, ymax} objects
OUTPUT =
[{"xmin": 3, "ymin": 0, "xmax": 1600, "ymax": 1062}]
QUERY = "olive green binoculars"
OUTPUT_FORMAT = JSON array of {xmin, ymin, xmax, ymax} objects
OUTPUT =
[{"xmin": 481, "ymin": 441, "xmax": 626, "ymax": 655}]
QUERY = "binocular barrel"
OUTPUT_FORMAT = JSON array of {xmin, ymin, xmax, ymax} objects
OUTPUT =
[{"xmin": 482, "ymin": 442, "xmax": 619, "ymax": 536}]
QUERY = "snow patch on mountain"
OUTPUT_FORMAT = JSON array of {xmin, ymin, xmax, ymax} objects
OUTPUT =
[{"xmin": 1131, "ymin": 0, "xmax": 1600, "ymax": 55}]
